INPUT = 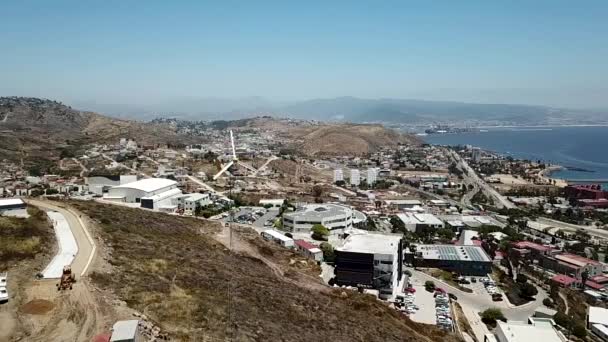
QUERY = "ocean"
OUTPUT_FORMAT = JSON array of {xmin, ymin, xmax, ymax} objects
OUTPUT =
[{"xmin": 422, "ymin": 126, "xmax": 608, "ymax": 182}]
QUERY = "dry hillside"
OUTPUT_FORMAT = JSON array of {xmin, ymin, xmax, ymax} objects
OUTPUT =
[
  {"xmin": 71, "ymin": 201, "xmax": 457, "ymax": 342},
  {"xmin": 290, "ymin": 123, "xmax": 421, "ymax": 156},
  {"xmin": 0, "ymin": 97, "xmax": 192, "ymax": 172}
]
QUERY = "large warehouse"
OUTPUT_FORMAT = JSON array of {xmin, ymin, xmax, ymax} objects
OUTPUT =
[
  {"xmin": 282, "ymin": 203, "xmax": 366, "ymax": 234},
  {"xmin": 104, "ymin": 178, "xmax": 182, "ymax": 209},
  {"xmin": 407, "ymin": 244, "xmax": 493, "ymax": 276}
]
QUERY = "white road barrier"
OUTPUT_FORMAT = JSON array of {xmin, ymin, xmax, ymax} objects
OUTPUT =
[{"xmin": 41, "ymin": 211, "xmax": 78, "ymax": 279}]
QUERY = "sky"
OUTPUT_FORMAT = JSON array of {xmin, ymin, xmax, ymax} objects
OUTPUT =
[{"xmin": 1, "ymin": 0, "xmax": 607, "ymax": 109}]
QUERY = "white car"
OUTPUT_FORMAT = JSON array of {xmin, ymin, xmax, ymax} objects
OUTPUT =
[
  {"xmin": 0, "ymin": 287, "xmax": 8, "ymax": 302},
  {"xmin": 0, "ymin": 273, "xmax": 6, "ymax": 286}
]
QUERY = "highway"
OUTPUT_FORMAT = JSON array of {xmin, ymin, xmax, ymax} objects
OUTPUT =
[{"xmin": 450, "ymin": 150, "xmax": 516, "ymax": 209}]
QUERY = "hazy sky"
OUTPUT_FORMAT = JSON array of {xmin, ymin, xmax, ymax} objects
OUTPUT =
[{"xmin": 1, "ymin": 1, "xmax": 607, "ymax": 108}]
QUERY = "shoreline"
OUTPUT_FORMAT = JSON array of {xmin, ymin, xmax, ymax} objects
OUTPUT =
[{"xmin": 538, "ymin": 165, "xmax": 568, "ymax": 187}]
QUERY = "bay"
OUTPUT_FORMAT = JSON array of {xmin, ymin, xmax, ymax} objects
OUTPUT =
[{"xmin": 423, "ymin": 126, "xmax": 608, "ymax": 182}]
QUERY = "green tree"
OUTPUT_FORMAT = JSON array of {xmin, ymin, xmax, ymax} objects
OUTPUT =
[
  {"xmin": 311, "ymin": 224, "xmax": 330, "ymax": 241},
  {"xmin": 519, "ymin": 282, "xmax": 538, "ymax": 298},
  {"xmin": 437, "ymin": 228, "xmax": 455, "ymax": 241},
  {"xmin": 424, "ymin": 280, "xmax": 435, "ymax": 291},
  {"xmin": 320, "ymin": 242, "xmax": 335, "ymax": 263},
  {"xmin": 390, "ymin": 216, "xmax": 406, "ymax": 234},
  {"xmin": 480, "ymin": 308, "xmax": 506, "ymax": 324},
  {"xmin": 516, "ymin": 274, "xmax": 528, "ymax": 284},
  {"xmin": 572, "ymin": 324, "xmax": 587, "ymax": 338}
]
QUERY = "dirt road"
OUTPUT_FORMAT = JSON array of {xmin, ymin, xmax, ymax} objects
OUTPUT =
[
  {"xmin": 27, "ymin": 199, "xmax": 96, "ymax": 277},
  {"xmin": 0, "ymin": 199, "xmax": 109, "ymax": 341}
]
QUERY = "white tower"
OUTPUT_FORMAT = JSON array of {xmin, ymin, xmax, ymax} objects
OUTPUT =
[
  {"xmin": 350, "ymin": 169, "xmax": 360, "ymax": 186},
  {"xmin": 367, "ymin": 168, "xmax": 377, "ymax": 186},
  {"xmin": 334, "ymin": 169, "xmax": 344, "ymax": 183}
]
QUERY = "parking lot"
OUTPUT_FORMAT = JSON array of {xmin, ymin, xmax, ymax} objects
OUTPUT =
[{"xmin": 408, "ymin": 285, "xmax": 436, "ymax": 325}]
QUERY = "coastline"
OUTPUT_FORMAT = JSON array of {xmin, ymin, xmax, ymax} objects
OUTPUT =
[{"xmin": 538, "ymin": 165, "xmax": 568, "ymax": 187}]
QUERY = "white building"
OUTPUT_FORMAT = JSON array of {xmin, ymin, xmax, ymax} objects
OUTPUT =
[
  {"xmin": 0, "ymin": 198, "xmax": 27, "ymax": 216},
  {"xmin": 294, "ymin": 239, "xmax": 323, "ymax": 262},
  {"xmin": 104, "ymin": 178, "xmax": 182, "ymax": 210},
  {"xmin": 367, "ymin": 167, "xmax": 377, "ymax": 185},
  {"xmin": 261, "ymin": 229, "xmax": 295, "ymax": 248},
  {"xmin": 396, "ymin": 213, "xmax": 444, "ymax": 233},
  {"xmin": 494, "ymin": 318, "xmax": 564, "ymax": 342},
  {"xmin": 350, "ymin": 169, "xmax": 360, "ymax": 186},
  {"xmin": 588, "ymin": 306, "xmax": 608, "ymax": 341},
  {"xmin": 110, "ymin": 319, "xmax": 141, "ymax": 342},
  {"xmin": 177, "ymin": 193, "xmax": 212, "ymax": 212},
  {"xmin": 283, "ymin": 203, "xmax": 366, "ymax": 234},
  {"xmin": 333, "ymin": 168, "xmax": 344, "ymax": 183},
  {"xmin": 259, "ymin": 199, "xmax": 285, "ymax": 208},
  {"xmin": 335, "ymin": 232, "xmax": 403, "ymax": 299},
  {"xmin": 87, "ymin": 174, "xmax": 138, "ymax": 196}
]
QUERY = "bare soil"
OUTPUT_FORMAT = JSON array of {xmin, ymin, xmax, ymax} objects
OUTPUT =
[{"xmin": 71, "ymin": 200, "xmax": 458, "ymax": 342}]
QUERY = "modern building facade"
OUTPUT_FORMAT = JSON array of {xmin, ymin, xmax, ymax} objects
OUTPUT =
[
  {"xmin": 396, "ymin": 213, "xmax": 444, "ymax": 233},
  {"xmin": 334, "ymin": 233, "xmax": 403, "ymax": 299},
  {"xmin": 366, "ymin": 167, "xmax": 377, "ymax": 185},
  {"xmin": 282, "ymin": 203, "xmax": 366, "ymax": 234},
  {"xmin": 104, "ymin": 178, "xmax": 182, "ymax": 210}
]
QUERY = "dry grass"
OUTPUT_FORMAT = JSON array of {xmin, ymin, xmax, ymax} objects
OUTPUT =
[
  {"xmin": 74, "ymin": 201, "xmax": 457, "ymax": 342},
  {"xmin": 0, "ymin": 206, "xmax": 54, "ymax": 270}
]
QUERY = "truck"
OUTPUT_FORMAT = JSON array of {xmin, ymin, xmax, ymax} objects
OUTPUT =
[{"xmin": 57, "ymin": 266, "xmax": 75, "ymax": 291}]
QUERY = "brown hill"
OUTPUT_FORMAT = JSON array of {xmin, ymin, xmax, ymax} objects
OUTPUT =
[
  {"xmin": 219, "ymin": 116, "xmax": 421, "ymax": 157},
  {"xmin": 0, "ymin": 97, "xmax": 190, "ymax": 172},
  {"xmin": 291, "ymin": 123, "xmax": 421, "ymax": 156},
  {"xmin": 72, "ymin": 200, "xmax": 455, "ymax": 342}
]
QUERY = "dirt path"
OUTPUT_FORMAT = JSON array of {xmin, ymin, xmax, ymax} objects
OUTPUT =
[{"xmin": 1, "ymin": 200, "xmax": 111, "ymax": 341}]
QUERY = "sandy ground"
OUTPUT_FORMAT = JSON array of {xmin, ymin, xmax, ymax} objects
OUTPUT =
[
  {"xmin": 538, "ymin": 167, "xmax": 569, "ymax": 187},
  {"xmin": 494, "ymin": 174, "xmax": 532, "ymax": 185},
  {"xmin": 0, "ymin": 200, "xmax": 122, "ymax": 341}
]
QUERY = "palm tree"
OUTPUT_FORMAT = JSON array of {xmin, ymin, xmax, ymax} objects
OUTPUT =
[{"xmin": 581, "ymin": 270, "xmax": 589, "ymax": 291}]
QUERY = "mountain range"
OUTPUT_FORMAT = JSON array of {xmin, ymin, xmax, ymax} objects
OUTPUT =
[{"xmin": 73, "ymin": 96, "xmax": 607, "ymax": 125}]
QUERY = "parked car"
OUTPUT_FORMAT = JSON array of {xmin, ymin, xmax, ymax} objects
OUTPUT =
[
  {"xmin": 0, "ymin": 287, "xmax": 8, "ymax": 302},
  {"xmin": 448, "ymin": 293, "xmax": 458, "ymax": 301},
  {"xmin": 471, "ymin": 277, "xmax": 477, "ymax": 283}
]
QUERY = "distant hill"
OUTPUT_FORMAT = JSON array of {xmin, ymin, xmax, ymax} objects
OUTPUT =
[
  {"xmin": 0, "ymin": 97, "xmax": 191, "ymax": 173},
  {"xmin": 218, "ymin": 116, "xmax": 421, "ymax": 156},
  {"xmin": 74, "ymin": 96, "xmax": 607, "ymax": 125}
]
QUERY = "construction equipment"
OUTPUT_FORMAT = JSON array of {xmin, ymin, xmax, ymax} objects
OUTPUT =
[{"xmin": 57, "ymin": 266, "xmax": 75, "ymax": 291}]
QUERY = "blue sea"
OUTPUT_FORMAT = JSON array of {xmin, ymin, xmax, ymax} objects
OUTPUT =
[{"xmin": 423, "ymin": 126, "xmax": 608, "ymax": 182}]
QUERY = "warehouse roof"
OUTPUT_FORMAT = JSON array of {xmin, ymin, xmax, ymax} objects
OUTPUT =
[
  {"xmin": 496, "ymin": 320, "xmax": 562, "ymax": 342},
  {"xmin": 416, "ymin": 244, "xmax": 491, "ymax": 262},
  {"xmin": 588, "ymin": 306, "xmax": 608, "ymax": 326},
  {"xmin": 112, "ymin": 178, "xmax": 177, "ymax": 193},
  {"xmin": 0, "ymin": 198, "xmax": 25, "ymax": 207}
]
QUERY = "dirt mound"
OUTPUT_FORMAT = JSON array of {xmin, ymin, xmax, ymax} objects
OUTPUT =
[{"xmin": 20, "ymin": 299, "xmax": 55, "ymax": 315}]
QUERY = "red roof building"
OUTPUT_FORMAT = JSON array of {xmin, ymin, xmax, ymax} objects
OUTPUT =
[
  {"xmin": 551, "ymin": 274, "xmax": 579, "ymax": 288},
  {"xmin": 512, "ymin": 241, "xmax": 552, "ymax": 253}
]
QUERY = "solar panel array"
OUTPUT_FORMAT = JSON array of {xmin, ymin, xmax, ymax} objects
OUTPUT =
[{"xmin": 424, "ymin": 245, "xmax": 490, "ymax": 262}]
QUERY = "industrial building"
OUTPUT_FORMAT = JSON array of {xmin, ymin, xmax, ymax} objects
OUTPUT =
[
  {"xmin": 0, "ymin": 198, "xmax": 26, "ymax": 215},
  {"xmin": 261, "ymin": 229, "xmax": 294, "ymax": 248},
  {"xmin": 86, "ymin": 174, "xmax": 138, "ymax": 196},
  {"xmin": 492, "ymin": 318, "xmax": 563, "ymax": 342},
  {"xmin": 294, "ymin": 239, "xmax": 323, "ymax": 262},
  {"xmin": 283, "ymin": 203, "xmax": 366, "ymax": 234},
  {"xmin": 396, "ymin": 212, "xmax": 444, "ymax": 233},
  {"xmin": 176, "ymin": 193, "xmax": 212, "ymax": 212},
  {"xmin": 334, "ymin": 233, "xmax": 403, "ymax": 299},
  {"xmin": 104, "ymin": 178, "xmax": 182, "ymax": 210},
  {"xmin": 408, "ymin": 244, "xmax": 492, "ymax": 276},
  {"xmin": 588, "ymin": 306, "xmax": 608, "ymax": 341}
]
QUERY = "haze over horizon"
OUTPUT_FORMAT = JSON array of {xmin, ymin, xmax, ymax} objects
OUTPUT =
[{"xmin": 1, "ymin": 1, "xmax": 608, "ymax": 110}]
